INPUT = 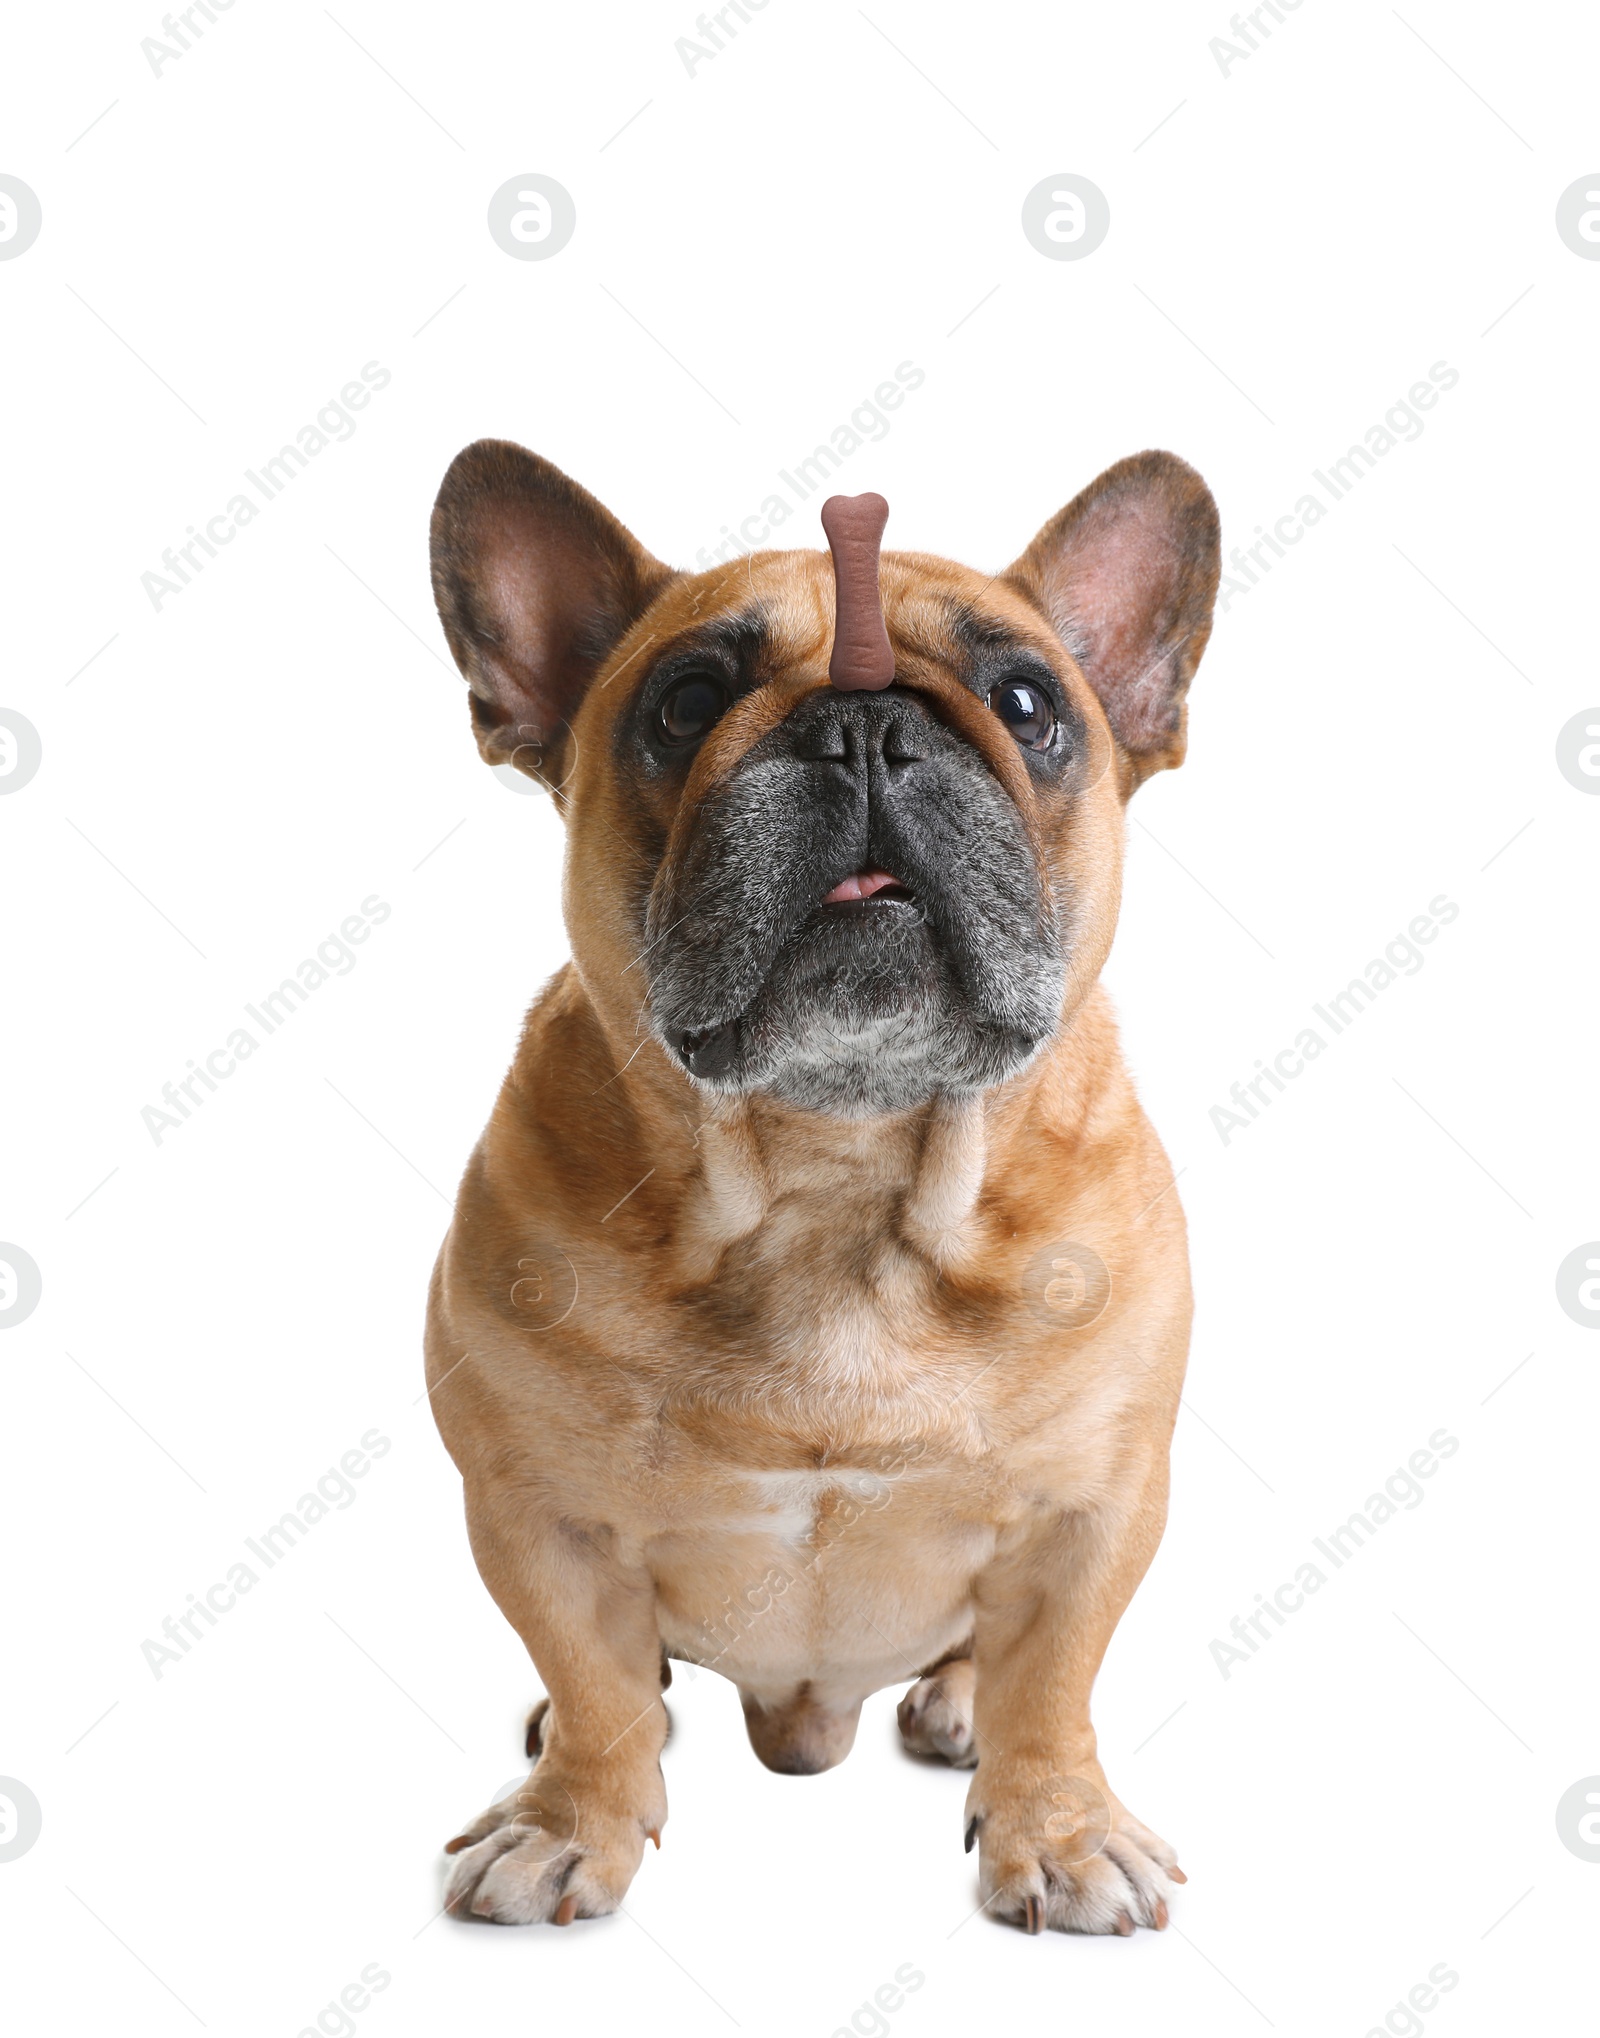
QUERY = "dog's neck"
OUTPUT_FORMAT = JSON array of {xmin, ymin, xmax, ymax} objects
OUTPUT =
[
  {"xmin": 692, "ymin": 1089, "xmax": 989, "ymax": 1258},
  {"xmin": 557, "ymin": 973, "xmax": 1124, "ymax": 1281}
]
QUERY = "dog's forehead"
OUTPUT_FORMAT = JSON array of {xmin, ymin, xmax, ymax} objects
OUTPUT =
[
  {"xmin": 879, "ymin": 554, "xmax": 1071, "ymax": 674},
  {"xmin": 632, "ymin": 548, "xmax": 1068, "ymax": 680}
]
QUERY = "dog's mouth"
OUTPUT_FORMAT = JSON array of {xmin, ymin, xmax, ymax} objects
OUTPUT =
[
  {"xmin": 819, "ymin": 868, "xmax": 915, "ymax": 905},
  {"xmin": 667, "ymin": 873, "xmax": 930, "ymax": 1081}
]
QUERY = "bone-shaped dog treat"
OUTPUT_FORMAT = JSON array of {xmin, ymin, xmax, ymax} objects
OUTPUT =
[{"xmin": 820, "ymin": 492, "xmax": 895, "ymax": 690}]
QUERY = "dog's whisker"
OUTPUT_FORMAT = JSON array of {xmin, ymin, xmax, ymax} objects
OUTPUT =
[
  {"xmin": 621, "ymin": 907, "xmax": 696, "ymax": 975},
  {"xmin": 592, "ymin": 1035, "xmax": 652, "ymax": 1094},
  {"xmin": 594, "ymin": 629, "xmax": 662, "ymax": 693}
]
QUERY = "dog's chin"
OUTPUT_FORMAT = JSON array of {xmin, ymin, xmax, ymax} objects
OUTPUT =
[{"xmin": 660, "ymin": 899, "xmax": 1059, "ymax": 1116}]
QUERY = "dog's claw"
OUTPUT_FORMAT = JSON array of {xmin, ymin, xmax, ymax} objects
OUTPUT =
[
  {"xmin": 1114, "ymin": 1910, "xmax": 1135, "ymax": 1936},
  {"xmin": 443, "ymin": 1836, "xmax": 471, "ymax": 1856},
  {"xmin": 1168, "ymin": 1864, "xmax": 1187, "ymax": 1884},
  {"xmin": 1154, "ymin": 1899, "xmax": 1169, "ymax": 1930},
  {"xmin": 554, "ymin": 1893, "xmax": 579, "ymax": 1926},
  {"xmin": 964, "ymin": 1815, "xmax": 980, "ymax": 1854},
  {"xmin": 647, "ymin": 1828, "xmax": 661, "ymax": 1849},
  {"xmin": 1022, "ymin": 1893, "xmax": 1043, "ymax": 1935}
]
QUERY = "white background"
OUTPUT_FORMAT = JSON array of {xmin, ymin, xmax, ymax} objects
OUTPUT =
[{"xmin": 3, "ymin": 0, "xmax": 1597, "ymax": 2032}]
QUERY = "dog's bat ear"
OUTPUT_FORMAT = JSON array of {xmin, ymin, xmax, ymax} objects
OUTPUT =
[
  {"xmin": 1003, "ymin": 451, "xmax": 1220, "ymax": 792},
  {"xmin": 430, "ymin": 440, "xmax": 673, "ymax": 789}
]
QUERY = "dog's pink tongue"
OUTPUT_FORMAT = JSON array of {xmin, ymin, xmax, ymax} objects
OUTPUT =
[{"xmin": 823, "ymin": 869, "xmax": 901, "ymax": 903}]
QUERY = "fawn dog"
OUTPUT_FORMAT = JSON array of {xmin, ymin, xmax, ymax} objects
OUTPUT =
[{"xmin": 425, "ymin": 442, "xmax": 1220, "ymax": 1932}]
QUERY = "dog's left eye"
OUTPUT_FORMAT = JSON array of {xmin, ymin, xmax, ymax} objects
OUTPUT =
[
  {"xmin": 987, "ymin": 677, "xmax": 1056, "ymax": 751},
  {"xmin": 657, "ymin": 673, "xmax": 730, "ymax": 745}
]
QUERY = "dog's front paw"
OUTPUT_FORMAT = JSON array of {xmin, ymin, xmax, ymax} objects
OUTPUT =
[
  {"xmin": 442, "ymin": 1770, "xmax": 662, "ymax": 1925},
  {"xmin": 966, "ymin": 1769, "xmax": 1183, "ymax": 1935}
]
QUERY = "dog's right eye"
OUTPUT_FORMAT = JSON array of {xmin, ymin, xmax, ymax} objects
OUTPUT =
[{"xmin": 657, "ymin": 673, "xmax": 730, "ymax": 745}]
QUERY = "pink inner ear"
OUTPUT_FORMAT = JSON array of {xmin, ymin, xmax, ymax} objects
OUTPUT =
[
  {"xmin": 480, "ymin": 522, "xmax": 597, "ymax": 738},
  {"xmin": 1050, "ymin": 506, "xmax": 1186, "ymax": 748},
  {"xmin": 821, "ymin": 493, "xmax": 895, "ymax": 690}
]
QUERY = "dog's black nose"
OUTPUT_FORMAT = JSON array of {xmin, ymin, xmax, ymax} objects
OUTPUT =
[{"xmin": 786, "ymin": 688, "xmax": 931, "ymax": 769}]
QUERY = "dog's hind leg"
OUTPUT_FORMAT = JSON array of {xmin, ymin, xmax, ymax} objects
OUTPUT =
[
  {"xmin": 523, "ymin": 1695, "xmax": 551, "ymax": 1758},
  {"xmin": 896, "ymin": 1648, "xmax": 977, "ymax": 1767}
]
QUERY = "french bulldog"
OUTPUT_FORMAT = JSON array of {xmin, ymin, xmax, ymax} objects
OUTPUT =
[{"xmin": 424, "ymin": 439, "xmax": 1220, "ymax": 1933}]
